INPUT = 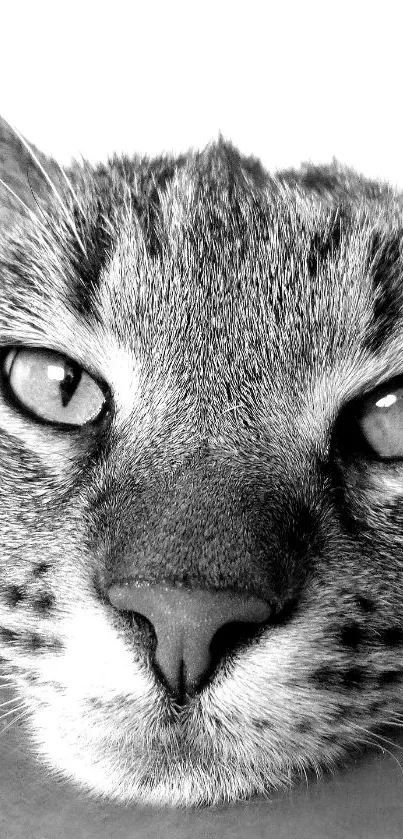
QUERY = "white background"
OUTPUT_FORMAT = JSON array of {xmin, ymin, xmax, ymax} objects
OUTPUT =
[{"xmin": 1, "ymin": 1, "xmax": 403, "ymax": 186}]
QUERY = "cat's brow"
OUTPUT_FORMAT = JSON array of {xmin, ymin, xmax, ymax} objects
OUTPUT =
[{"xmin": 363, "ymin": 230, "xmax": 403, "ymax": 354}]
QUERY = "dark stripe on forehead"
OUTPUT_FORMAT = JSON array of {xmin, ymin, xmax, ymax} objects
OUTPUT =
[
  {"xmin": 64, "ymin": 155, "xmax": 188, "ymax": 320},
  {"xmin": 306, "ymin": 207, "xmax": 345, "ymax": 277},
  {"xmin": 69, "ymin": 204, "xmax": 114, "ymax": 320},
  {"xmin": 65, "ymin": 142, "xmax": 269, "ymax": 322},
  {"xmin": 363, "ymin": 230, "xmax": 403, "ymax": 354}
]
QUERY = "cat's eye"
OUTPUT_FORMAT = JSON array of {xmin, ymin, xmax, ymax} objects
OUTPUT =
[
  {"xmin": 355, "ymin": 381, "xmax": 403, "ymax": 460},
  {"xmin": 2, "ymin": 348, "xmax": 106, "ymax": 427}
]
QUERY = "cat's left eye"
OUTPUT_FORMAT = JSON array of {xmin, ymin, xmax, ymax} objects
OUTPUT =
[
  {"xmin": 2, "ymin": 348, "xmax": 106, "ymax": 427},
  {"xmin": 356, "ymin": 381, "xmax": 403, "ymax": 460}
]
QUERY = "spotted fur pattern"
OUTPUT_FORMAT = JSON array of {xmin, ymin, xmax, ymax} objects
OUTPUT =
[{"xmin": 0, "ymin": 116, "xmax": 403, "ymax": 807}]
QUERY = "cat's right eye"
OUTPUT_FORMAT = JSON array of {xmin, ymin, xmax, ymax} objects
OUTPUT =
[
  {"xmin": 355, "ymin": 379, "xmax": 403, "ymax": 461},
  {"xmin": 2, "ymin": 347, "xmax": 107, "ymax": 427}
]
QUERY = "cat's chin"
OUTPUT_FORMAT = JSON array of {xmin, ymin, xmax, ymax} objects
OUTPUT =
[
  {"xmin": 13, "ymin": 670, "xmax": 400, "ymax": 808},
  {"xmin": 22, "ymin": 688, "xmax": 344, "ymax": 808},
  {"xmin": 27, "ymin": 723, "xmax": 294, "ymax": 808}
]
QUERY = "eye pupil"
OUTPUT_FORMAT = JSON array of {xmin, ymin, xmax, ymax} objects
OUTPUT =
[{"xmin": 58, "ymin": 363, "xmax": 82, "ymax": 408}]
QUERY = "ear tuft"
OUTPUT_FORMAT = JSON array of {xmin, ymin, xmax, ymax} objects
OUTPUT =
[{"xmin": 0, "ymin": 116, "xmax": 55, "ymax": 225}]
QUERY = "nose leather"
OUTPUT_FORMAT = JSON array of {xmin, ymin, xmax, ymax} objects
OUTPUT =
[{"xmin": 108, "ymin": 583, "xmax": 271, "ymax": 697}]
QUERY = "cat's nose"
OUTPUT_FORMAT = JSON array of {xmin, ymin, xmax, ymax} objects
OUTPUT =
[{"xmin": 107, "ymin": 583, "xmax": 271, "ymax": 701}]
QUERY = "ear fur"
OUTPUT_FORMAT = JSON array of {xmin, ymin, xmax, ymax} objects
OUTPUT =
[
  {"xmin": 0, "ymin": 116, "xmax": 399, "ymax": 231},
  {"xmin": 276, "ymin": 159, "xmax": 395, "ymax": 204},
  {"xmin": 0, "ymin": 116, "xmax": 56, "ymax": 226}
]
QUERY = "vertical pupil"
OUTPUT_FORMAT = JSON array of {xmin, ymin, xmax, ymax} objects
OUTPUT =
[{"xmin": 58, "ymin": 362, "xmax": 82, "ymax": 408}]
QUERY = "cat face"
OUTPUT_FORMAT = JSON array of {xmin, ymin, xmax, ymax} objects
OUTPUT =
[{"xmin": 0, "ymin": 117, "xmax": 402, "ymax": 806}]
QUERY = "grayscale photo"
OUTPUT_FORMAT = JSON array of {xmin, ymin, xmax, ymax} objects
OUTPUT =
[{"xmin": 1, "ymin": 3, "xmax": 403, "ymax": 837}]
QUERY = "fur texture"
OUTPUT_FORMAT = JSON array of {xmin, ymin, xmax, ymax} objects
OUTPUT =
[{"xmin": 0, "ymin": 116, "xmax": 403, "ymax": 807}]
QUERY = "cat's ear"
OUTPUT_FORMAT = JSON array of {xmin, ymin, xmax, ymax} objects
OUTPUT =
[{"xmin": 0, "ymin": 115, "xmax": 55, "ymax": 226}]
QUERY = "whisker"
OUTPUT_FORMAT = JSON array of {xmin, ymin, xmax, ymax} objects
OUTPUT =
[
  {"xmin": 0, "ymin": 703, "xmax": 27, "ymax": 722},
  {"xmin": 0, "ymin": 697, "xmax": 25, "ymax": 710},
  {"xmin": 301, "ymin": 762, "xmax": 309, "ymax": 792},
  {"xmin": 26, "ymin": 164, "xmax": 58, "ymax": 234},
  {"xmin": 295, "ymin": 758, "xmax": 309, "ymax": 793},
  {"xmin": 383, "ymin": 711, "xmax": 403, "ymax": 724},
  {"xmin": 378, "ymin": 717, "xmax": 403, "ymax": 729},
  {"xmin": 56, "ymin": 162, "xmax": 86, "ymax": 217},
  {"xmin": 349, "ymin": 722, "xmax": 403, "ymax": 777},
  {"xmin": 353, "ymin": 723, "xmax": 403, "ymax": 753},
  {"xmin": 0, "ymin": 707, "xmax": 31, "ymax": 739},
  {"xmin": 362, "ymin": 737, "xmax": 403, "ymax": 777}
]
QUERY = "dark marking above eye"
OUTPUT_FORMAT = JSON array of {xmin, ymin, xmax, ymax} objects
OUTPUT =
[
  {"xmin": 67, "ymin": 208, "xmax": 114, "ymax": 320},
  {"xmin": 306, "ymin": 210, "xmax": 344, "ymax": 277},
  {"xmin": 364, "ymin": 231, "xmax": 403, "ymax": 354},
  {"xmin": 67, "ymin": 156, "xmax": 187, "ymax": 317}
]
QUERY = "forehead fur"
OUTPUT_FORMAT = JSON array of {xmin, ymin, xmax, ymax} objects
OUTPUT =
[{"xmin": 1, "ymin": 125, "xmax": 403, "ymax": 414}]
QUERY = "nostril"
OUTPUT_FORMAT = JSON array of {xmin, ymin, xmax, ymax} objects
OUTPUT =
[
  {"xmin": 209, "ymin": 620, "xmax": 267, "ymax": 668},
  {"xmin": 120, "ymin": 610, "xmax": 158, "ymax": 657}
]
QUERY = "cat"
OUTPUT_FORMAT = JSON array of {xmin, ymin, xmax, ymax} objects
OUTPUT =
[{"xmin": 0, "ymin": 114, "xmax": 402, "ymax": 808}]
